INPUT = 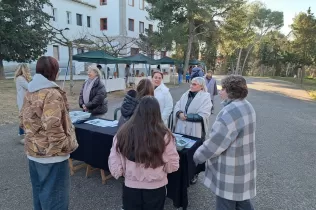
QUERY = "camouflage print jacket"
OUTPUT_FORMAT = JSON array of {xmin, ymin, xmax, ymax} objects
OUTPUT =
[{"xmin": 20, "ymin": 74, "xmax": 78, "ymax": 158}]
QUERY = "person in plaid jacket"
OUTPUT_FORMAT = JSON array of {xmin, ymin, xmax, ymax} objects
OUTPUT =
[{"xmin": 194, "ymin": 75, "xmax": 256, "ymax": 210}]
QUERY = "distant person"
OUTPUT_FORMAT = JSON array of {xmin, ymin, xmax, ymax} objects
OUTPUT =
[
  {"xmin": 79, "ymin": 65, "xmax": 108, "ymax": 115},
  {"xmin": 20, "ymin": 56, "xmax": 78, "ymax": 210},
  {"xmin": 177, "ymin": 65, "xmax": 184, "ymax": 84},
  {"xmin": 97, "ymin": 64, "xmax": 105, "ymax": 79},
  {"xmin": 185, "ymin": 71, "xmax": 190, "ymax": 83},
  {"xmin": 118, "ymin": 79, "xmax": 154, "ymax": 128},
  {"xmin": 107, "ymin": 67, "xmax": 110, "ymax": 79},
  {"xmin": 152, "ymin": 71, "xmax": 173, "ymax": 126},
  {"xmin": 109, "ymin": 96, "xmax": 179, "ymax": 210},
  {"xmin": 205, "ymin": 70, "xmax": 218, "ymax": 114},
  {"xmin": 194, "ymin": 75, "xmax": 256, "ymax": 210},
  {"xmin": 190, "ymin": 64, "xmax": 204, "ymax": 80},
  {"xmin": 14, "ymin": 64, "xmax": 32, "ymax": 144},
  {"xmin": 125, "ymin": 64, "xmax": 130, "ymax": 87}
]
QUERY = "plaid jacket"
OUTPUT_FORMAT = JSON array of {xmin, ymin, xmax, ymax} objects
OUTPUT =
[{"xmin": 194, "ymin": 99, "xmax": 256, "ymax": 201}]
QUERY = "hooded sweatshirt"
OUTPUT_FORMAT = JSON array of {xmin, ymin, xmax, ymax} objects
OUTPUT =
[{"xmin": 20, "ymin": 74, "xmax": 78, "ymax": 164}]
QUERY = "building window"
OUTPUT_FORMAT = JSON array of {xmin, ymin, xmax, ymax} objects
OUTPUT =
[
  {"xmin": 76, "ymin": 14, "xmax": 82, "ymax": 26},
  {"xmin": 100, "ymin": 0, "xmax": 107, "ymax": 5},
  {"xmin": 53, "ymin": 45, "xmax": 59, "ymax": 60},
  {"xmin": 100, "ymin": 18, "xmax": 107, "ymax": 30},
  {"xmin": 77, "ymin": 48, "xmax": 84, "ymax": 54},
  {"xmin": 131, "ymin": 48, "xmax": 139, "ymax": 56},
  {"xmin": 87, "ymin": 16, "xmax": 91, "ymax": 28},
  {"xmin": 66, "ymin": 11, "xmax": 71, "ymax": 24},
  {"xmin": 128, "ymin": 0, "xmax": 134, "ymax": 6},
  {"xmin": 161, "ymin": 51, "xmax": 166, "ymax": 58},
  {"xmin": 128, "ymin": 18, "xmax": 134, "ymax": 31},
  {"xmin": 149, "ymin": 24, "xmax": 153, "ymax": 32},
  {"xmin": 139, "ymin": 0, "xmax": 144, "ymax": 10},
  {"xmin": 139, "ymin": 21, "xmax": 144, "ymax": 34},
  {"xmin": 52, "ymin": 8, "xmax": 57, "ymax": 21}
]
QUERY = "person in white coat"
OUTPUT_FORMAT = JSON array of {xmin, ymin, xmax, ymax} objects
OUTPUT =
[
  {"xmin": 152, "ymin": 70, "xmax": 173, "ymax": 126},
  {"xmin": 14, "ymin": 64, "xmax": 32, "ymax": 143}
]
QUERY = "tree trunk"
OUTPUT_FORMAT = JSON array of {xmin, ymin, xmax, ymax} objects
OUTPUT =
[
  {"xmin": 235, "ymin": 48, "xmax": 242, "ymax": 75},
  {"xmin": 241, "ymin": 45, "xmax": 254, "ymax": 74},
  {"xmin": 300, "ymin": 66, "xmax": 305, "ymax": 85},
  {"xmin": 68, "ymin": 45, "xmax": 74, "ymax": 95},
  {"xmin": 260, "ymin": 64, "xmax": 264, "ymax": 77},
  {"xmin": 184, "ymin": 19, "xmax": 194, "ymax": 73},
  {"xmin": 286, "ymin": 63, "xmax": 291, "ymax": 77},
  {"xmin": 0, "ymin": 59, "xmax": 5, "ymax": 80}
]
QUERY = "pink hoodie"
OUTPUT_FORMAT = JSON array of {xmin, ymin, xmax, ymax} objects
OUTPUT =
[{"xmin": 108, "ymin": 134, "xmax": 180, "ymax": 189}]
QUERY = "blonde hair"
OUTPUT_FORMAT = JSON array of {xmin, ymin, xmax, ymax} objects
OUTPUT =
[
  {"xmin": 88, "ymin": 65, "xmax": 102, "ymax": 78},
  {"xmin": 192, "ymin": 77, "xmax": 208, "ymax": 92},
  {"xmin": 14, "ymin": 64, "xmax": 32, "ymax": 82}
]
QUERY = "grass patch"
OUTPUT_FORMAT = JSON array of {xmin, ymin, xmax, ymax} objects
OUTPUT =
[{"xmin": 271, "ymin": 76, "xmax": 316, "ymax": 100}]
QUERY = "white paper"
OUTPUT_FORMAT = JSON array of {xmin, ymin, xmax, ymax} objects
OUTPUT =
[
  {"xmin": 173, "ymin": 133, "xmax": 183, "ymax": 138},
  {"xmin": 85, "ymin": 119, "xmax": 118, "ymax": 127},
  {"xmin": 180, "ymin": 137, "xmax": 196, "ymax": 149}
]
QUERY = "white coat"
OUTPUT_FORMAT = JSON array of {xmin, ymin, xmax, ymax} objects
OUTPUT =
[
  {"xmin": 16, "ymin": 76, "xmax": 29, "ymax": 111},
  {"xmin": 154, "ymin": 83, "xmax": 173, "ymax": 126}
]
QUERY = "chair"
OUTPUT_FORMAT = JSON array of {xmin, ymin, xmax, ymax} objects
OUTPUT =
[
  {"xmin": 114, "ymin": 107, "xmax": 121, "ymax": 120},
  {"xmin": 168, "ymin": 111, "xmax": 174, "ymax": 131}
]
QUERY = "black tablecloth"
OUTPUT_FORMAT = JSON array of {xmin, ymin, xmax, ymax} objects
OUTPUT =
[{"xmin": 71, "ymin": 122, "xmax": 205, "ymax": 209}]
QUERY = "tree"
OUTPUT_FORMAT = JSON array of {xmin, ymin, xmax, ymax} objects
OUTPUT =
[
  {"xmin": 0, "ymin": 0, "xmax": 52, "ymax": 79},
  {"xmin": 88, "ymin": 32, "xmax": 137, "ymax": 77},
  {"xmin": 240, "ymin": 2, "xmax": 283, "ymax": 73},
  {"xmin": 146, "ymin": 0, "xmax": 244, "ymax": 72}
]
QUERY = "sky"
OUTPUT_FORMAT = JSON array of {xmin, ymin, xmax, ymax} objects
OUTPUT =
[{"xmin": 248, "ymin": 0, "xmax": 316, "ymax": 34}]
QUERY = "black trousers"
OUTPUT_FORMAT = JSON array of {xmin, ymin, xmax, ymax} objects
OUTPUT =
[{"xmin": 123, "ymin": 185, "xmax": 166, "ymax": 210}]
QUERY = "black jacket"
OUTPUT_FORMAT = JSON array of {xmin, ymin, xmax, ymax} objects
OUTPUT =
[
  {"xmin": 176, "ymin": 91, "xmax": 203, "ymax": 123},
  {"xmin": 118, "ymin": 90, "xmax": 138, "ymax": 128},
  {"xmin": 79, "ymin": 78, "xmax": 108, "ymax": 115}
]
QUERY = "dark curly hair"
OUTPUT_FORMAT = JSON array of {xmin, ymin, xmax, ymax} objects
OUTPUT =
[{"xmin": 221, "ymin": 75, "xmax": 248, "ymax": 99}]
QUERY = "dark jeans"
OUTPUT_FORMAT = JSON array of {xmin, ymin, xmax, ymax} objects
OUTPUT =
[
  {"xmin": 123, "ymin": 185, "xmax": 166, "ymax": 210},
  {"xmin": 216, "ymin": 196, "xmax": 254, "ymax": 210},
  {"xmin": 19, "ymin": 127, "xmax": 25, "ymax": 135},
  {"xmin": 29, "ymin": 159, "xmax": 70, "ymax": 210}
]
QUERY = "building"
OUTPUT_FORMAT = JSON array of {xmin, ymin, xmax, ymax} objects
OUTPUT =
[
  {"xmin": 4, "ymin": 0, "xmax": 170, "ymax": 78},
  {"xmin": 45, "ymin": 0, "xmax": 166, "ymax": 77}
]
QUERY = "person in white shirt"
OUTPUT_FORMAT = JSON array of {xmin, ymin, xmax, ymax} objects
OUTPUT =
[
  {"xmin": 14, "ymin": 63, "xmax": 32, "ymax": 144},
  {"xmin": 152, "ymin": 70, "xmax": 173, "ymax": 126}
]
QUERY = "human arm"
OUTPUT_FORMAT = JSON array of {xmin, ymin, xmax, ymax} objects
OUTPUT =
[
  {"xmin": 108, "ymin": 136, "xmax": 124, "ymax": 179},
  {"xmin": 163, "ymin": 135, "xmax": 180, "ymax": 173},
  {"xmin": 193, "ymin": 116, "xmax": 238, "ymax": 164},
  {"xmin": 79, "ymin": 83, "xmax": 85, "ymax": 108},
  {"xmin": 161, "ymin": 91, "xmax": 173, "ymax": 123},
  {"xmin": 85, "ymin": 85, "xmax": 106, "ymax": 110}
]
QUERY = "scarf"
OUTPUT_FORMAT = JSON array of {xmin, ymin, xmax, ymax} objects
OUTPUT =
[{"xmin": 83, "ymin": 77, "xmax": 98, "ymax": 104}]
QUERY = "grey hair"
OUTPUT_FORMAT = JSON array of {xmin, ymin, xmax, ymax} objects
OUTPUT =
[
  {"xmin": 88, "ymin": 65, "xmax": 102, "ymax": 78},
  {"xmin": 192, "ymin": 77, "xmax": 208, "ymax": 92}
]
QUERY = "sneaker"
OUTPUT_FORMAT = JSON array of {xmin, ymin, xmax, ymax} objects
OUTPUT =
[
  {"xmin": 19, "ymin": 139, "xmax": 25, "ymax": 145},
  {"xmin": 190, "ymin": 174, "xmax": 199, "ymax": 185}
]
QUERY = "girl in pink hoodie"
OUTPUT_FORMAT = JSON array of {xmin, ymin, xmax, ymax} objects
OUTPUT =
[{"xmin": 109, "ymin": 96, "xmax": 180, "ymax": 210}]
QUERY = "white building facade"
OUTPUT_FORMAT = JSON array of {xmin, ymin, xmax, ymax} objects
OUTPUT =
[
  {"xmin": 4, "ymin": 0, "xmax": 171, "ymax": 78},
  {"xmin": 45, "ymin": 0, "xmax": 167, "ymax": 77}
]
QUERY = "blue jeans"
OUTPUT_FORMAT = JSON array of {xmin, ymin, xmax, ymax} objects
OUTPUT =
[
  {"xmin": 19, "ymin": 127, "xmax": 25, "ymax": 135},
  {"xmin": 216, "ymin": 196, "xmax": 254, "ymax": 210},
  {"xmin": 29, "ymin": 159, "xmax": 70, "ymax": 210},
  {"xmin": 178, "ymin": 74, "xmax": 183, "ymax": 84}
]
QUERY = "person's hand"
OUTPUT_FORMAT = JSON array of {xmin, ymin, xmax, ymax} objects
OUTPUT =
[
  {"xmin": 179, "ymin": 113, "xmax": 187, "ymax": 121},
  {"xmin": 82, "ymin": 105, "xmax": 87, "ymax": 111}
]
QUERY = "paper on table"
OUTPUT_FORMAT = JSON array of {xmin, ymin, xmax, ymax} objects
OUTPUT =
[
  {"xmin": 181, "ymin": 137, "xmax": 196, "ymax": 149},
  {"xmin": 85, "ymin": 119, "xmax": 118, "ymax": 127},
  {"xmin": 173, "ymin": 133, "xmax": 183, "ymax": 138}
]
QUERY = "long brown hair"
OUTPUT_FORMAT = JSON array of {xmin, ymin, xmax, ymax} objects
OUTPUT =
[
  {"xmin": 116, "ymin": 96, "xmax": 173, "ymax": 169},
  {"xmin": 14, "ymin": 64, "xmax": 32, "ymax": 82},
  {"xmin": 136, "ymin": 78, "xmax": 154, "ymax": 99}
]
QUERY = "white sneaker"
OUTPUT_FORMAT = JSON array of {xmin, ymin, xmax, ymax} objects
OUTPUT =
[{"xmin": 20, "ymin": 139, "xmax": 25, "ymax": 145}]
